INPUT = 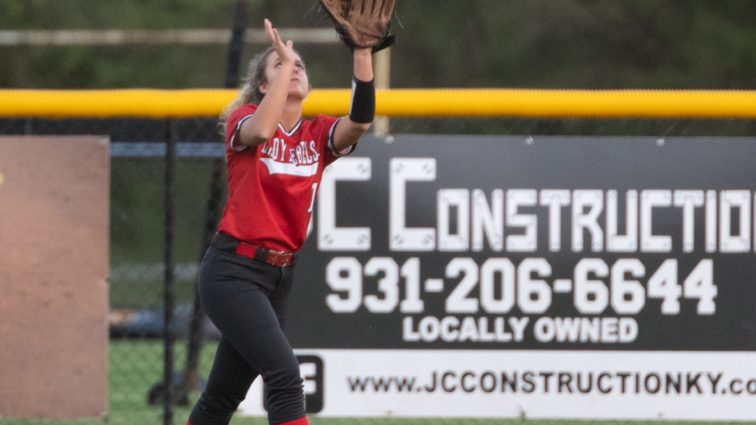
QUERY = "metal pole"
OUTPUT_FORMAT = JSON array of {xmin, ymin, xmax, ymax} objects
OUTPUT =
[
  {"xmin": 163, "ymin": 119, "xmax": 177, "ymax": 425},
  {"xmin": 183, "ymin": 0, "xmax": 248, "ymax": 393},
  {"xmin": 373, "ymin": 48, "xmax": 392, "ymax": 137},
  {"xmin": 0, "ymin": 28, "xmax": 337, "ymax": 46}
]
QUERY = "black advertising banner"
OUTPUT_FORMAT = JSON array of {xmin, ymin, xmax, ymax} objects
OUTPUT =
[
  {"xmin": 238, "ymin": 135, "xmax": 756, "ymax": 420},
  {"xmin": 286, "ymin": 135, "xmax": 756, "ymax": 351}
]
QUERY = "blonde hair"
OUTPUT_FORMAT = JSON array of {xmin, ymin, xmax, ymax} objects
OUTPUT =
[{"xmin": 219, "ymin": 47, "xmax": 276, "ymax": 135}]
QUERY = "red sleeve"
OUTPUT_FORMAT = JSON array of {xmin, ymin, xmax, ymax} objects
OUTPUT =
[{"xmin": 225, "ymin": 104, "xmax": 258, "ymax": 154}]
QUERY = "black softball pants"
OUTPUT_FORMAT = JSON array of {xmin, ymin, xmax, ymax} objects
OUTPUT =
[{"xmin": 187, "ymin": 242, "xmax": 304, "ymax": 425}]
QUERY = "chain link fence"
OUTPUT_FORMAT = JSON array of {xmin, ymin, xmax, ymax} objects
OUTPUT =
[
  {"xmin": 1, "ymin": 116, "xmax": 755, "ymax": 425},
  {"xmin": 3, "ymin": 0, "xmax": 756, "ymax": 423}
]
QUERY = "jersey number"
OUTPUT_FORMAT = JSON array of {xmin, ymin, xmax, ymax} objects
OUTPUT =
[
  {"xmin": 305, "ymin": 182, "xmax": 318, "ymax": 238},
  {"xmin": 308, "ymin": 182, "xmax": 318, "ymax": 213}
]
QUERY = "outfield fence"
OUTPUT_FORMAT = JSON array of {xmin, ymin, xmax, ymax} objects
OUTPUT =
[{"xmin": 1, "ymin": 89, "xmax": 756, "ymax": 425}]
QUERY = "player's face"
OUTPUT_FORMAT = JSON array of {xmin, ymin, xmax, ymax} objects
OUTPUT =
[{"xmin": 261, "ymin": 51, "xmax": 309, "ymax": 100}]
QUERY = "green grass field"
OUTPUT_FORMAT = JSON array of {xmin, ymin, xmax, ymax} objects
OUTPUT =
[{"xmin": 0, "ymin": 340, "xmax": 752, "ymax": 425}]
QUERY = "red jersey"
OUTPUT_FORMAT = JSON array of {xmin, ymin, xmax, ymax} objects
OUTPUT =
[{"xmin": 218, "ymin": 103, "xmax": 350, "ymax": 252}]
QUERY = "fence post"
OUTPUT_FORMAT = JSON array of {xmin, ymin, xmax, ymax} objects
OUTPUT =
[
  {"xmin": 183, "ymin": 0, "xmax": 248, "ymax": 395},
  {"xmin": 163, "ymin": 119, "xmax": 177, "ymax": 425}
]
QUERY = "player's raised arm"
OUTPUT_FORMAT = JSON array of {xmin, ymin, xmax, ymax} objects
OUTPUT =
[
  {"xmin": 332, "ymin": 48, "xmax": 375, "ymax": 151},
  {"xmin": 237, "ymin": 19, "xmax": 299, "ymax": 147}
]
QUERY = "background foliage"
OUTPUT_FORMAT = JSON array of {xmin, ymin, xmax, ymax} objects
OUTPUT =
[{"xmin": 2, "ymin": 0, "xmax": 755, "ymax": 90}]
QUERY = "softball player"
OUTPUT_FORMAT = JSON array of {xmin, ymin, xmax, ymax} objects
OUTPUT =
[{"xmin": 186, "ymin": 18, "xmax": 376, "ymax": 425}]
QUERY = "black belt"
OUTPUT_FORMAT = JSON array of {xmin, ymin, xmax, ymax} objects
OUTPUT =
[{"xmin": 213, "ymin": 233, "xmax": 296, "ymax": 267}]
